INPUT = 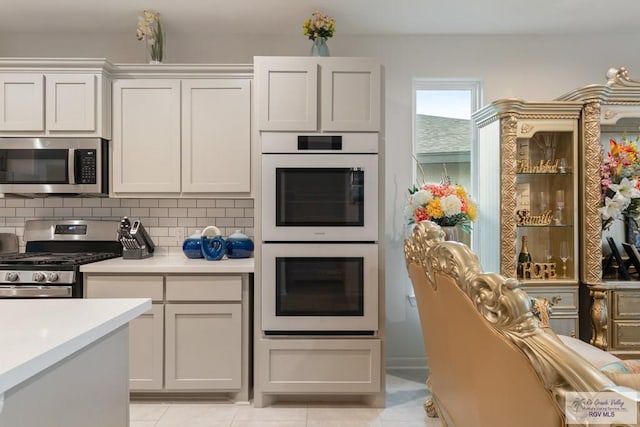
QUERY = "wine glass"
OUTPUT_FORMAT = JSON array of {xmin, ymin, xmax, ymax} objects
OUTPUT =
[
  {"xmin": 559, "ymin": 158, "xmax": 568, "ymax": 173},
  {"xmin": 560, "ymin": 241, "xmax": 570, "ymax": 278},
  {"xmin": 544, "ymin": 240, "xmax": 553, "ymax": 263}
]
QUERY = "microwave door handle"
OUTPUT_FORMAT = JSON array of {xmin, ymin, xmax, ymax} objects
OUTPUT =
[{"xmin": 68, "ymin": 149, "xmax": 76, "ymax": 184}]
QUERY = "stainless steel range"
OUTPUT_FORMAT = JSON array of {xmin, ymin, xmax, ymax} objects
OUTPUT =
[{"xmin": 0, "ymin": 220, "xmax": 121, "ymax": 298}]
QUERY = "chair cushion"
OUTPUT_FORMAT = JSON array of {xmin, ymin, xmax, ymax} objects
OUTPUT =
[
  {"xmin": 600, "ymin": 360, "xmax": 640, "ymax": 374},
  {"xmin": 600, "ymin": 360, "xmax": 640, "ymax": 390}
]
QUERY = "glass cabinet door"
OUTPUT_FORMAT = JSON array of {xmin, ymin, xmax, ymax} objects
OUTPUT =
[{"xmin": 514, "ymin": 127, "xmax": 578, "ymax": 283}]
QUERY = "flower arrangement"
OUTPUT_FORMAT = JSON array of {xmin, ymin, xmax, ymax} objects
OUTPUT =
[
  {"xmin": 136, "ymin": 10, "xmax": 163, "ymax": 63},
  {"xmin": 600, "ymin": 135, "xmax": 640, "ymax": 230},
  {"xmin": 303, "ymin": 11, "xmax": 336, "ymax": 41},
  {"xmin": 405, "ymin": 181, "xmax": 478, "ymax": 231}
]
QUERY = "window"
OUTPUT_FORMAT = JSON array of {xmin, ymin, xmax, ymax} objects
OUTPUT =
[{"xmin": 412, "ymin": 79, "xmax": 482, "ymax": 246}]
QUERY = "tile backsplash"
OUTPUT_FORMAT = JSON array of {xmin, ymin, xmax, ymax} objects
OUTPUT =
[{"xmin": 0, "ymin": 197, "xmax": 254, "ymax": 255}]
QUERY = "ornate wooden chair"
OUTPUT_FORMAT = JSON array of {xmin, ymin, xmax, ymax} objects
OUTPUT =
[{"xmin": 404, "ymin": 221, "xmax": 640, "ymax": 427}]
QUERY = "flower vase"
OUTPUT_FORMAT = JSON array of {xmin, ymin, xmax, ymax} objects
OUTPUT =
[
  {"xmin": 147, "ymin": 20, "xmax": 164, "ymax": 64},
  {"xmin": 440, "ymin": 226, "xmax": 459, "ymax": 242},
  {"xmin": 310, "ymin": 37, "xmax": 330, "ymax": 57}
]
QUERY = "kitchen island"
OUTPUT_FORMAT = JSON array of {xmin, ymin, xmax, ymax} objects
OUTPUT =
[{"xmin": 0, "ymin": 298, "xmax": 150, "ymax": 427}]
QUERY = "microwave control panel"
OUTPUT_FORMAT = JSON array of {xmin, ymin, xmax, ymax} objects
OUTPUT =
[{"xmin": 75, "ymin": 149, "xmax": 97, "ymax": 184}]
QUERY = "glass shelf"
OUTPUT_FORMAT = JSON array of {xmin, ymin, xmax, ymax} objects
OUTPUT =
[{"xmin": 517, "ymin": 224, "xmax": 573, "ymax": 228}]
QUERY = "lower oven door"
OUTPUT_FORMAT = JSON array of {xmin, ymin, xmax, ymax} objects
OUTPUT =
[
  {"xmin": 261, "ymin": 243, "xmax": 378, "ymax": 333},
  {"xmin": 0, "ymin": 285, "xmax": 73, "ymax": 298}
]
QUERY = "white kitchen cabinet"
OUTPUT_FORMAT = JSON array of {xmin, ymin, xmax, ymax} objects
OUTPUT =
[
  {"xmin": 84, "ymin": 275, "xmax": 164, "ymax": 391},
  {"xmin": 181, "ymin": 79, "xmax": 251, "ymax": 193},
  {"xmin": 84, "ymin": 272, "xmax": 249, "ymax": 399},
  {"xmin": 112, "ymin": 79, "xmax": 181, "ymax": 193},
  {"xmin": 0, "ymin": 71, "xmax": 108, "ymax": 136},
  {"xmin": 112, "ymin": 78, "xmax": 251, "ymax": 196},
  {"xmin": 165, "ymin": 303, "xmax": 242, "ymax": 390},
  {"xmin": 256, "ymin": 56, "xmax": 381, "ymax": 132}
]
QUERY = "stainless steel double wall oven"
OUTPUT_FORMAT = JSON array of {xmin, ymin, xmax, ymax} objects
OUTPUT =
[{"xmin": 261, "ymin": 133, "xmax": 379, "ymax": 334}]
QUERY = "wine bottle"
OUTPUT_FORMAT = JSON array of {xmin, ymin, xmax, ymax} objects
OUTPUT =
[{"xmin": 517, "ymin": 235, "xmax": 532, "ymax": 279}]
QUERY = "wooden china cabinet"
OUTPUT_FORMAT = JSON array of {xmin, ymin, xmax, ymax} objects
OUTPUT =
[
  {"xmin": 473, "ymin": 99, "xmax": 583, "ymax": 337},
  {"xmin": 558, "ymin": 67, "xmax": 640, "ymax": 359}
]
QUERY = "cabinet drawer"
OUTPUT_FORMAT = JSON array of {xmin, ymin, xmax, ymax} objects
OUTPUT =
[
  {"xmin": 548, "ymin": 315, "xmax": 578, "ymax": 338},
  {"xmin": 523, "ymin": 287, "xmax": 577, "ymax": 312},
  {"xmin": 257, "ymin": 338, "xmax": 380, "ymax": 393},
  {"xmin": 612, "ymin": 292, "xmax": 640, "ymax": 319},
  {"xmin": 85, "ymin": 275, "xmax": 163, "ymax": 301},
  {"xmin": 166, "ymin": 275, "xmax": 241, "ymax": 302},
  {"xmin": 611, "ymin": 321, "xmax": 640, "ymax": 350}
]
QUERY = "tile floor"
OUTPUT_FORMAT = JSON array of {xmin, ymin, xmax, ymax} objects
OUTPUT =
[{"xmin": 130, "ymin": 371, "xmax": 444, "ymax": 427}]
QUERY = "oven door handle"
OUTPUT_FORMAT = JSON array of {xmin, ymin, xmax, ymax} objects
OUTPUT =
[{"xmin": 0, "ymin": 285, "xmax": 73, "ymax": 298}]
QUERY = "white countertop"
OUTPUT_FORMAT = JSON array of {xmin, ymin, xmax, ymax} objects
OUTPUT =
[
  {"xmin": 79, "ymin": 254, "xmax": 254, "ymax": 274},
  {"xmin": 0, "ymin": 298, "xmax": 150, "ymax": 394}
]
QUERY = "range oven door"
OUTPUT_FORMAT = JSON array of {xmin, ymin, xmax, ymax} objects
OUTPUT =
[
  {"xmin": 261, "ymin": 243, "xmax": 378, "ymax": 334},
  {"xmin": 0, "ymin": 285, "xmax": 73, "ymax": 298},
  {"xmin": 262, "ymin": 153, "xmax": 378, "ymax": 241}
]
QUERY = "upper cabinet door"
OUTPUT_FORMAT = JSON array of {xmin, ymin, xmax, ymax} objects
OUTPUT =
[
  {"xmin": 256, "ymin": 57, "xmax": 318, "ymax": 131},
  {"xmin": 0, "ymin": 74, "xmax": 44, "ymax": 131},
  {"xmin": 112, "ymin": 79, "xmax": 181, "ymax": 193},
  {"xmin": 320, "ymin": 58, "xmax": 381, "ymax": 132},
  {"xmin": 181, "ymin": 79, "xmax": 251, "ymax": 193},
  {"xmin": 46, "ymin": 74, "xmax": 96, "ymax": 131}
]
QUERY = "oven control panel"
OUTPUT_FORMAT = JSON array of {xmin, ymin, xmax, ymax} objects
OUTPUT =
[{"xmin": 0, "ymin": 271, "xmax": 75, "ymax": 284}]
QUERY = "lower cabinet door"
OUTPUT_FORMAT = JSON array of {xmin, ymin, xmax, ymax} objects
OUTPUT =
[
  {"xmin": 130, "ymin": 304, "xmax": 164, "ymax": 390},
  {"xmin": 165, "ymin": 303, "xmax": 241, "ymax": 390}
]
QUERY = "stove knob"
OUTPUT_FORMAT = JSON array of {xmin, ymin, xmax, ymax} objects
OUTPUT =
[
  {"xmin": 47, "ymin": 272, "xmax": 59, "ymax": 282},
  {"xmin": 33, "ymin": 272, "xmax": 45, "ymax": 282},
  {"xmin": 6, "ymin": 272, "xmax": 18, "ymax": 282}
]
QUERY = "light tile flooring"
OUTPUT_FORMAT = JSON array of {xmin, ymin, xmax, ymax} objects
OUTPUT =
[{"xmin": 130, "ymin": 371, "xmax": 444, "ymax": 427}]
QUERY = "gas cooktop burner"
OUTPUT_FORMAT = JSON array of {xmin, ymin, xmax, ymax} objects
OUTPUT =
[{"xmin": 0, "ymin": 252, "xmax": 120, "ymax": 266}]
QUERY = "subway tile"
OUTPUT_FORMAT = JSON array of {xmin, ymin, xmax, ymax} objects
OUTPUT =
[
  {"xmin": 63, "ymin": 198, "xmax": 82, "ymax": 207},
  {"xmin": 34, "ymin": 208, "xmax": 54, "ymax": 217},
  {"xmin": 214, "ymin": 218, "xmax": 234, "ymax": 227},
  {"xmin": 187, "ymin": 208, "xmax": 206, "ymax": 217},
  {"xmin": 140, "ymin": 217, "xmax": 159, "ymax": 227},
  {"xmin": 157, "ymin": 236, "xmax": 177, "ymax": 246},
  {"xmin": 179, "ymin": 217, "xmax": 197, "ymax": 227},
  {"xmin": 111, "ymin": 207, "xmax": 131, "ymax": 217},
  {"xmin": 196, "ymin": 218, "xmax": 211, "ymax": 227},
  {"xmin": 73, "ymin": 208, "xmax": 93, "ymax": 217},
  {"xmin": 81, "ymin": 198, "xmax": 102, "ymax": 207},
  {"xmin": 215, "ymin": 199, "xmax": 235, "ymax": 208},
  {"xmin": 130, "ymin": 208, "xmax": 150, "ymax": 217},
  {"xmin": 54, "ymin": 208, "xmax": 73, "ymax": 217},
  {"xmin": 101, "ymin": 198, "xmax": 122, "ymax": 207},
  {"xmin": 244, "ymin": 208, "xmax": 254, "ymax": 217},
  {"xmin": 5, "ymin": 199, "xmax": 25, "ymax": 208},
  {"xmin": 159, "ymin": 217, "xmax": 178, "ymax": 227},
  {"xmin": 149, "ymin": 227, "xmax": 169, "ymax": 237},
  {"xmin": 149, "ymin": 208, "xmax": 169, "ymax": 217},
  {"xmin": 225, "ymin": 208, "xmax": 244, "ymax": 217},
  {"xmin": 25, "ymin": 199, "xmax": 44, "ymax": 208},
  {"xmin": 0, "ymin": 208, "xmax": 15, "ymax": 217},
  {"xmin": 178, "ymin": 199, "xmax": 197, "ymax": 208},
  {"xmin": 0, "ymin": 199, "xmax": 5, "ymax": 207},
  {"xmin": 16, "ymin": 208, "xmax": 35, "ymax": 217},
  {"xmin": 44, "ymin": 198, "xmax": 63, "ymax": 207},
  {"xmin": 6, "ymin": 217, "xmax": 25, "ymax": 226},
  {"xmin": 235, "ymin": 199, "xmax": 254, "ymax": 208},
  {"xmin": 121, "ymin": 199, "xmax": 140, "ymax": 208},
  {"xmin": 196, "ymin": 200, "xmax": 216, "ymax": 208},
  {"xmin": 140, "ymin": 199, "xmax": 159, "ymax": 208},
  {"xmin": 235, "ymin": 217, "xmax": 254, "ymax": 227},
  {"xmin": 159, "ymin": 199, "xmax": 178, "ymax": 208},
  {"xmin": 206, "ymin": 208, "xmax": 226, "ymax": 217},
  {"xmin": 92, "ymin": 208, "xmax": 112, "ymax": 217},
  {"xmin": 168, "ymin": 208, "xmax": 188, "ymax": 217}
]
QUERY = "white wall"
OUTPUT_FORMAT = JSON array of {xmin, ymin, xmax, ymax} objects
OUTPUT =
[{"xmin": 3, "ymin": 30, "xmax": 640, "ymax": 369}]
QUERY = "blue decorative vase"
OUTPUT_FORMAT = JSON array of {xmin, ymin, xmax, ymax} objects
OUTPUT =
[
  {"xmin": 182, "ymin": 231, "xmax": 204, "ymax": 259},
  {"xmin": 201, "ymin": 235, "xmax": 226, "ymax": 261},
  {"xmin": 226, "ymin": 229, "xmax": 254, "ymax": 258},
  {"xmin": 310, "ymin": 37, "xmax": 330, "ymax": 57}
]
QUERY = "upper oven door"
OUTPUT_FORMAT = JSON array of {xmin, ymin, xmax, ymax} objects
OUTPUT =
[
  {"xmin": 0, "ymin": 138, "xmax": 106, "ymax": 194},
  {"xmin": 262, "ymin": 153, "xmax": 378, "ymax": 242}
]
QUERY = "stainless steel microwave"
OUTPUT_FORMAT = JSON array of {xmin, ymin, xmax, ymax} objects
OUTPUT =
[{"xmin": 0, "ymin": 138, "xmax": 108, "ymax": 195}]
